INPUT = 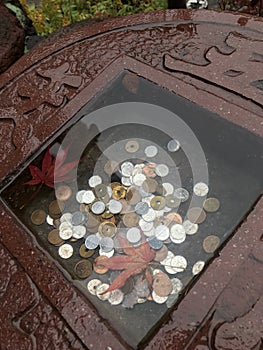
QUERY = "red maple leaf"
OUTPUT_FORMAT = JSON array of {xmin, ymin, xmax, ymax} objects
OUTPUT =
[
  {"xmin": 25, "ymin": 145, "xmax": 79, "ymax": 188},
  {"xmin": 94, "ymin": 235, "xmax": 156, "ymax": 294}
]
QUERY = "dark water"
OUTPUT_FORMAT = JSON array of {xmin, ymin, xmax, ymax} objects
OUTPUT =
[{"xmin": 1, "ymin": 72, "xmax": 263, "ymax": 349}]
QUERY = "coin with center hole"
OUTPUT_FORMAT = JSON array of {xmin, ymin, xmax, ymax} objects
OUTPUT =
[
  {"xmin": 174, "ymin": 188, "xmax": 189, "ymax": 202},
  {"xmin": 74, "ymin": 260, "xmax": 92, "ymax": 279},
  {"xmin": 58, "ymin": 244, "xmax": 73, "ymax": 259},
  {"xmin": 112, "ymin": 185, "xmax": 126, "ymax": 200},
  {"xmin": 203, "ymin": 235, "xmax": 220, "ymax": 253},
  {"xmin": 98, "ymin": 221, "xmax": 117, "ymax": 238},
  {"xmin": 55, "ymin": 185, "xmax": 72, "ymax": 201},
  {"xmin": 165, "ymin": 194, "xmax": 180, "ymax": 208},
  {"xmin": 203, "ymin": 197, "xmax": 220, "ymax": 212},
  {"xmin": 87, "ymin": 279, "xmax": 102, "ymax": 295},
  {"xmin": 79, "ymin": 244, "xmax": 94, "ymax": 258},
  {"xmin": 104, "ymin": 160, "xmax": 119, "ymax": 175},
  {"xmin": 153, "ymin": 272, "xmax": 172, "ymax": 297},
  {"xmin": 48, "ymin": 229, "xmax": 64, "ymax": 246},
  {"xmin": 94, "ymin": 184, "xmax": 108, "ymax": 198},
  {"xmin": 123, "ymin": 212, "xmax": 140, "ymax": 227},
  {"xmin": 144, "ymin": 145, "xmax": 158, "ymax": 158},
  {"xmin": 187, "ymin": 207, "xmax": 206, "ymax": 224},
  {"xmin": 31, "ymin": 209, "xmax": 46, "ymax": 225},
  {"xmin": 125, "ymin": 140, "xmax": 139, "ymax": 153},
  {"xmin": 193, "ymin": 182, "xmax": 209, "ymax": 196},
  {"xmin": 167, "ymin": 139, "xmax": 180, "ymax": 152},
  {"xmin": 150, "ymin": 196, "xmax": 166, "ymax": 210}
]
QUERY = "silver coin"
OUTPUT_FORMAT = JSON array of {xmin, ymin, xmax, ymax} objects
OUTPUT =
[
  {"xmin": 135, "ymin": 202, "xmax": 149, "ymax": 215},
  {"xmin": 144, "ymin": 145, "xmax": 158, "ymax": 158},
  {"xmin": 143, "ymin": 227, "xmax": 155, "ymax": 237},
  {"xmin": 160, "ymin": 251, "xmax": 174, "ymax": 266},
  {"xmin": 99, "ymin": 248, "xmax": 115, "ymax": 258},
  {"xmin": 91, "ymin": 201, "xmax": 105, "ymax": 215},
  {"xmin": 165, "ymin": 255, "xmax": 187, "ymax": 274},
  {"xmin": 170, "ymin": 278, "xmax": 183, "ymax": 294},
  {"xmin": 108, "ymin": 289, "xmax": 124, "ymax": 305},
  {"xmin": 88, "ymin": 175, "xmax": 102, "ymax": 188},
  {"xmin": 85, "ymin": 234, "xmax": 100, "ymax": 250},
  {"xmin": 59, "ymin": 226, "xmax": 73, "ymax": 240},
  {"xmin": 46, "ymin": 215, "xmax": 54, "ymax": 226},
  {"xmin": 193, "ymin": 182, "xmax": 209, "ymax": 196},
  {"xmin": 167, "ymin": 139, "xmax": 180, "ymax": 152},
  {"xmin": 155, "ymin": 164, "xmax": 169, "ymax": 177},
  {"xmin": 58, "ymin": 244, "xmax": 73, "ymax": 259},
  {"xmin": 87, "ymin": 279, "xmax": 102, "ymax": 295},
  {"xmin": 59, "ymin": 221, "xmax": 73, "ymax": 230},
  {"xmin": 142, "ymin": 208, "xmax": 156, "ymax": 222},
  {"xmin": 183, "ymin": 220, "xmax": 198, "ymax": 235},
  {"xmin": 170, "ymin": 224, "xmax": 186, "ymax": 240},
  {"xmin": 148, "ymin": 236, "xmax": 163, "ymax": 250},
  {"xmin": 192, "ymin": 260, "xmax": 205, "ymax": 275},
  {"xmin": 72, "ymin": 211, "xmax": 86, "ymax": 226},
  {"xmin": 82, "ymin": 190, "xmax": 95, "ymax": 204},
  {"xmin": 126, "ymin": 227, "xmax": 141, "ymax": 244},
  {"xmin": 121, "ymin": 161, "xmax": 134, "ymax": 177},
  {"xmin": 100, "ymin": 237, "xmax": 114, "ymax": 253},
  {"xmin": 76, "ymin": 190, "xmax": 86, "ymax": 204},
  {"xmin": 72, "ymin": 225, "xmax": 86, "ymax": 239},
  {"xmin": 154, "ymin": 225, "xmax": 170, "ymax": 241},
  {"xmin": 96, "ymin": 283, "xmax": 111, "ymax": 301},
  {"xmin": 132, "ymin": 173, "xmax": 146, "ymax": 186},
  {"xmin": 60, "ymin": 212, "xmax": 72, "ymax": 224},
  {"xmin": 163, "ymin": 182, "xmax": 174, "ymax": 195},
  {"xmin": 108, "ymin": 199, "xmax": 122, "ymax": 214},
  {"xmin": 174, "ymin": 187, "xmax": 189, "ymax": 202},
  {"xmin": 139, "ymin": 219, "xmax": 153, "ymax": 232},
  {"xmin": 166, "ymin": 294, "xmax": 179, "ymax": 308},
  {"xmin": 121, "ymin": 176, "xmax": 132, "ymax": 187},
  {"xmin": 107, "ymin": 186, "xmax": 113, "ymax": 197},
  {"xmin": 152, "ymin": 291, "xmax": 168, "ymax": 304},
  {"xmin": 139, "ymin": 186, "xmax": 151, "ymax": 198}
]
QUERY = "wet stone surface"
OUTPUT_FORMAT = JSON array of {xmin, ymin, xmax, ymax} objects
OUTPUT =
[{"xmin": 0, "ymin": 9, "xmax": 262, "ymax": 350}]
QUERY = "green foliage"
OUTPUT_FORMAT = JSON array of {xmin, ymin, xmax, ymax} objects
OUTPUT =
[{"xmin": 19, "ymin": 0, "xmax": 168, "ymax": 36}]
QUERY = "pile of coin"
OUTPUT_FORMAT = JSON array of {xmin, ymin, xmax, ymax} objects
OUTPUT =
[{"xmin": 30, "ymin": 139, "xmax": 221, "ymax": 309}]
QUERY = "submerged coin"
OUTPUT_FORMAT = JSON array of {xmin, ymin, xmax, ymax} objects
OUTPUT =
[
  {"xmin": 148, "ymin": 236, "xmax": 163, "ymax": 250},
  {"xmin": 104, "ymin": 160, "xmax": 119, "ymax": 175},
  {"xmin": 121, "ymin": 176, "xmax": 132, "ymax": 187},
  {"xmin": 192, "ymin": 260, "xmax": 205, "ymax": 275},
  {"xmin": 76, "ymin": 190, "xmax": 86, "ymax": 204},
  {"xmin": 152, "ymin": 291, "xmax": 168, "ymax": 304},
  {"xmin": 155, "ymin": 164, "xmax": 169, "ymax": 177},
  {"xmin": 154, "ymin": 244, "xmax": 168, "ymax": 262},
  {"xmin": 96, "ymin": 283, "xmax": 111, "ymax": 300},
  {"xmin": 98, "ymin": 221, "xmax": 117, "ymax": 238},
  {"xmin": 85, "ymin": 234, "xmax": 100, "ymax": 250},
  {"xmin": 203, "ymin": 197, "xmax": 220, "ymax": 212},
  {"xmin": 165, "ymin": 194, "xmax": 180, "ymax": 208},
  {"xmin": 94, "ymin": 184, "xmax": 108, "ymax": 198},
  {"xmin": 112, "ymin": 185, "xmax": 126, "ymax": 200},
  {"xmin": 126, "ymin": 227, "xmax": 141, "ymax": 244},
  {"xmin": 31, "ymin": 209, "xmax": 46, "ymax": 225},
  {"xmin": 108, "ymin": 289, "xmax": 124, "ymax": 305},
  {"xmin": 170, "ymin": 277, "xmax": 183, "ymax": 294},
  {"xmin": 154, "ymin": 225, "xmax": 170, "ymax": 241},
  {"xmin": 87, "ymin": 279, "xmax": 102, "ymax": 295},
  {"xmin": 167, "ymin": 139, "xmax": 180, "ymax": 152},
  {"xmin": 162, "ymin": 182, "xmax": 174, "ymax": 195},
  {"xmin": 72, "ymin": 225, "xmax": 86, "ymax": 239},
  {"xmin": 55, "ymin": 185, "xmax": 72, "ymax": 201},
  {"xmin": 174, "ymin": 188, "xmax": 189, "ymax": 202},
  {"xmin": 58, "ymin": 244, "xmax": 73, "ymax": 259},
  {"xmin": 82, "ymin": 190, "xmax": 95, "ymax": 204},
  {"xmin": 142, "ymin": 208, "xmax": 156, "ymax": 222},
  {"xmin": 142, "ymin": 178, "xmax": 158, "ymax": 193},
  {"xmin": 79, "ymin": 244, "xmax": 94, "ymax": 258},
  {"xmin": 93, "ymin": 256, "xmax": 109, "ymax": 275},
  {"xmin": 132, "ymin": 173, "xmax": 146, "ymax": 186},
  {"xmin": 100, "ymin": 237, "xmax": 114, "ymax": 253},
  {"xmin": 203, "ymin": 235, "xmax": 220, "ymax": 253},
  {"xmin": 139, "ymin": 219, "xmax": 153, "ymax": 232},
  {"xmin": 71, "ymin": 211, "xmax": 86, "ymax": 226},
  {"xmin": 108, "ymin": 199, "xmax": 122, "ymax": 214},
  {"xmin": 126, "ymin": 187, "xmax": 141, "ymax": 205},
  {"xmin": 88, "ymin": 175, "xmax": 102, "ymax": 188},
  {"xmin": 193, "ymin": 182, "xmax": 209, "ymax": 197},
  {"xmin": 135, "ymin": 201, "xmax": 149, "ymax": 215},
  {"xmin": 170, "ymin": 224, "xmax": 186, "ymax": 244},
  {"xmin": 150, "ymin": 196, "xmax": 166, "ymax": 210},
  {"xmin": 48, "ymin": 229, "xmax": 64, "ymax": 246},
  {"xmin": 49, "ymin": 200, "xmax": 65, "ymax": 217},
  {"xmin": 144, "ymin": 145, "xmax": 158, "ymax": 158},
  {"xmin": 74, "ymin": 260, "xmax": 92, "ymax": 279},
  {"xmin": 153, "ymin": 272, "xmax": 173, "ymax": 297},
  {"xmin": 123, "ymin": 212, "xmax": 140, "ymax": 227},
  {"xmin": 183, "ymin": 220, "xmax": 198, "ymax": 235},
  {"xmin": 125, "ymin": 140, "xmax": 139, "ymax": 153},
  {"xmin": 187, "ymin": 207, "xmax": 206, "ymax": 224},
  {"xmin": 46, "ymin": 215, "xmax": 54, "ymax": 226},
  {"xmin": 121, "ymin": 161, "xmax": 134, "ymax": 177},
  {"xmin": 59, "ymin": 226, "xmax": 73, "ymax": 240},
  {"xmin": 143, "ymin": 163, "xmax": 156, "ymax": 178},
  {"xmin": 91, "ymin": 201, "xmax": 105, "ymax": 215}
]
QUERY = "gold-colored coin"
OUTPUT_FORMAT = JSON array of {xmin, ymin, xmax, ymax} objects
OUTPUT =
[
  {"xmin": 94, "ymin": 184, "xmax": 108, "ymax": 198},
  {"xmin": 110, "ymin": 182, "xmax": 121, "ymax": 189},
  {"xmin": 30, "ymin": 209, "xmax": 46, "ymax": 225},
  {"xmin": 74, "ymin": 260, "xmax": 92, "ymax": 279},
  {"xmin": 49, "ymin": 200, "xmax": 65, "ymax": 217},
  {"xmin": 79, "ymin": 244, "xmax": 94, "ymax": 258},
  {"xmin": 203, "ymin": 198, "xmax": 220, "ymax": 213},
  {"xmin": 48, "ymin": 229, "xmax": 64, "ymax": 246},
  {"xmin": 125, "ymin": 140, "xmax": 139, "ymax": 153},
  {"xmin": 98, "ymin": 221, "xmax": 117, "ymax": 238},
  {"xmin": 93, "ymin": 256, "xmax": 109, "ymax": 274},
  {"xmin": 187, "ymin": 207, "xmax": 206, "ymax": 224},
  {"xmin": 150, "ymin": 196, "xmax": 166, "ymax": 210},
  {"xmin": 126, "ymin": 188, "xmax": 141, "ymax": 205},
  {"xmin": 143, "ymin": 163, "xmax": 156, "ymax": 178},
  {"xmin": 165, "ymin": 194, "xmax": 180, "ymax": 208},
  {"xmin": 55, "ymin": 185, "xmax": 72, "ymax": 201},
  {"xmin": 101, "ymin": 210, "xmax": 114, "ymax": 219},
  {"xmin": 203, "ymin": 235, "xmax": 220, "ymax": 253},
  {"xmin": 112, "ymin": 185, "xmax": 126, "ymax": 200},
  {"xmin": 163, "ymin": 212, "xmax": 183, "ymax": 225},
  {"xmin": 104, "ymin": 160, "xmax": 119, "ymax": 175},
  {"xmin": 142, "ymin": 178, "xmax": 158, "ymax": 193},
  {"xmin": 153, "ymin": 273, "xmax": 172, "ymax": 297},
  {"xmin": 123, "ymin": 212, "xmax": 140, "ymax": 227}
]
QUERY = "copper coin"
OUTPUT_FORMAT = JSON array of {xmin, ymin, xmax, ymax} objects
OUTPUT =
[
  {"xmin": 104, "ymin": 160, "xmax": 119, "ymax": 175},
  {"xmin": 30, "ymin": 209, "xmax": 46, "ymax": 225},
  {"xmin": 143, "ymin": 163, "xmax": 156, "ymax": 178},
  {"xmin": 112, "ymin": 185, "xmax": 126, "ymax": 200},
  {"xmin": 79, "ymin": 244, "xmax": 95, "ymax": 258},
  {"xmin": 203, "ymin": 197, "xmax": 220, "ymax": 212},
  {"xmin": 154, "ymin": 245, "xmax": 169, "ymax": 262},
  {"xmin": 48, "ymin": 229, "xmax": 64, "ymax": 246},
  {"xmin": 55, "ymin": 185, "xmax": 72, "ymax": 201},
  {"xmin": 98, "ymin": 221, "xmax": 117, "ymax": 238},
  {"xmin": 187, "ymin": 207, "xmax": 206, "ymax": 224},
  {"xmin": 164, "ymin": 212, "xmax": 183, "ymax": 225},
  {"xmin": 142, "ymin": 178, "xmax": 158, "ymax": 193},
  {"xmin": 94, "ymin": 184, "xmax": 108, "ymax": 198},
  {"xmin": 49, "ymin": 200, "xmax": 65, "ymax": 217},
  {"xmin": 93, "ymin": 256, "xmax": 109, "ymax": 274},
  {"xmin": 119, "ymin": 199, "xmax": 132, "ymax": 214},
  {"xmin": 165, "ymin": 195, "xmax": 180, "ymax": 208},
  {"xmin": 53, "ymin": 218, "xmax": 60, "ymax": 228},
  {"xmin": 74, "ymin": 260, "xmax": 92, "ymax": 279},
  {"xmin": 150, "ymin": 196, "xmax": 166, "ymax": 210},
  {"xmin": 86, "ymin": 213, "xmax": 99, "ymax": 228},
  {"xmin": 123, "ymin": 212, "xmax": 140, "ymax": 227},
  {"xmin": 153, "ymin": 273, "xmax": 173, "ymax": 297},
  {"xmin": 126, "ymin": 188, "xmax": 141, "ymax": 205},
  {"xmin": 203, "ymin": 235, "xmax": 220, "ymax": 253},
  {"xmin": 125, "ymin": 140, "xmax": 139, "ymax": 153},
  {"xmin": 87, "ymin": 225, "xmax": 100, "ymax": 233}
]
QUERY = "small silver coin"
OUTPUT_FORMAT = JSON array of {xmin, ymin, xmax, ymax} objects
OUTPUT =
[
  {"xmin": 108, "ymin": 289, "xmax": 124, "ymax": 305},
  {"xmin": 121, "ymin": 176, "xmax": 132, "ymax": 187},
  {"xmin": 139, "ymin": 219, "xmax": 153, "ymax": 232},
  {"xmin": 167, "ymin": 139, "xmax": 180, "ymax": 152},
  {"xmin": 59, "ymin": 226, "xmax": 73, "ymax": 240},
  {"xmin": 142, "ymin": 208, "xmax": 156, "ymax": 222},
  {"xmin": 170, "ymin": 277, "xmax": 183, "ymax": 294},
  {"xmin": 135, "ymin": 202, "xmax": 149, "ymax": 215},
  {"xmin": 46, "ymin": 215, "xmax": 54, "ymax": 226},
  {"xmin": 132, "ymin": 173, "xmax": 146, "ymax": 186},
  {"xmin": 183, "ymin": 220, "xmax": 198, "ymax": 235},
  {"xmin": 72, "ymin": 211, "xmax": 86, "ymax": 226},
  {"xmin": 174, "ymin": 187, "xmax": 189, "ymax": 202},
  {"xmin": 60, "ymin": 212, "xmax": 72, "ymax": 223},
  {"xmin": 170, "ymin": 224, "xmax": 186, "ymax": 240},
  {"xmin": 193, "ymin": 182, "xmax": 209, "ymax": 196},
  {"xmin": 99, "ymin": 248, "xmax": 115, "ymax": 258},
  {"xmin": 91, "ymin": 201, "xmax": 106, "ymax": 215},
  {"xmin": 163, "ymin": 182, "xmax": 174, "ymax": 195},
  {"xmin": 100, "ymin": 237, "xmax": 114, "ymax": 253},
  {"xmin": 126, "ymin": 227, "xmax": 141, "ymax": 244},
  {"xmin": 82, "ymin": 190, "xmax": 95, "ymax": 204},
  {"xmin": 144, "ymin": 145, "xmax": 158, "ymax": 158},
  {"xmin": 58, "ymin": 244, "xmax": 73, "ymax": 259},
  {"xmin": 192, "ymin": 260, "xmax": 205, "ymax": 275},
  {"xmin": 72, "ymin": 225, "xmax": 86, "ymax": 239},
  {"xmin": 154, "ymin": 225, "xmax": 170, "ymax": 241},
  {"xmin": 85, "ymin": 234, "xmax": 100, "ymax": 250},
  {"xmin": 108, "ymin": 199, "xmax": 122, "ymax": 214},
  {"xmin": 121, "ymin": 161, "xmax": 134, "ymax": 177},
  {"xmin": 152, "ymin": 291, "xmax": 168, "ymax": 304},
  {"xmin": 155, "ymin": 164, "xmax": 169, "ymax": 177},
  {"xmin": 76, "ymin": 190, "xmax": 86, "ymax": 204},
  {"xmin": 88, "ymin": 175, "xmax": 102, "ymax": 188},
  {"xmin": 148, "ymin": 236, "xmax": 163, "ymax": 250},
  {"xmin": 96, "ymin": 283, "xmax": 111, "ymax": 301}
]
